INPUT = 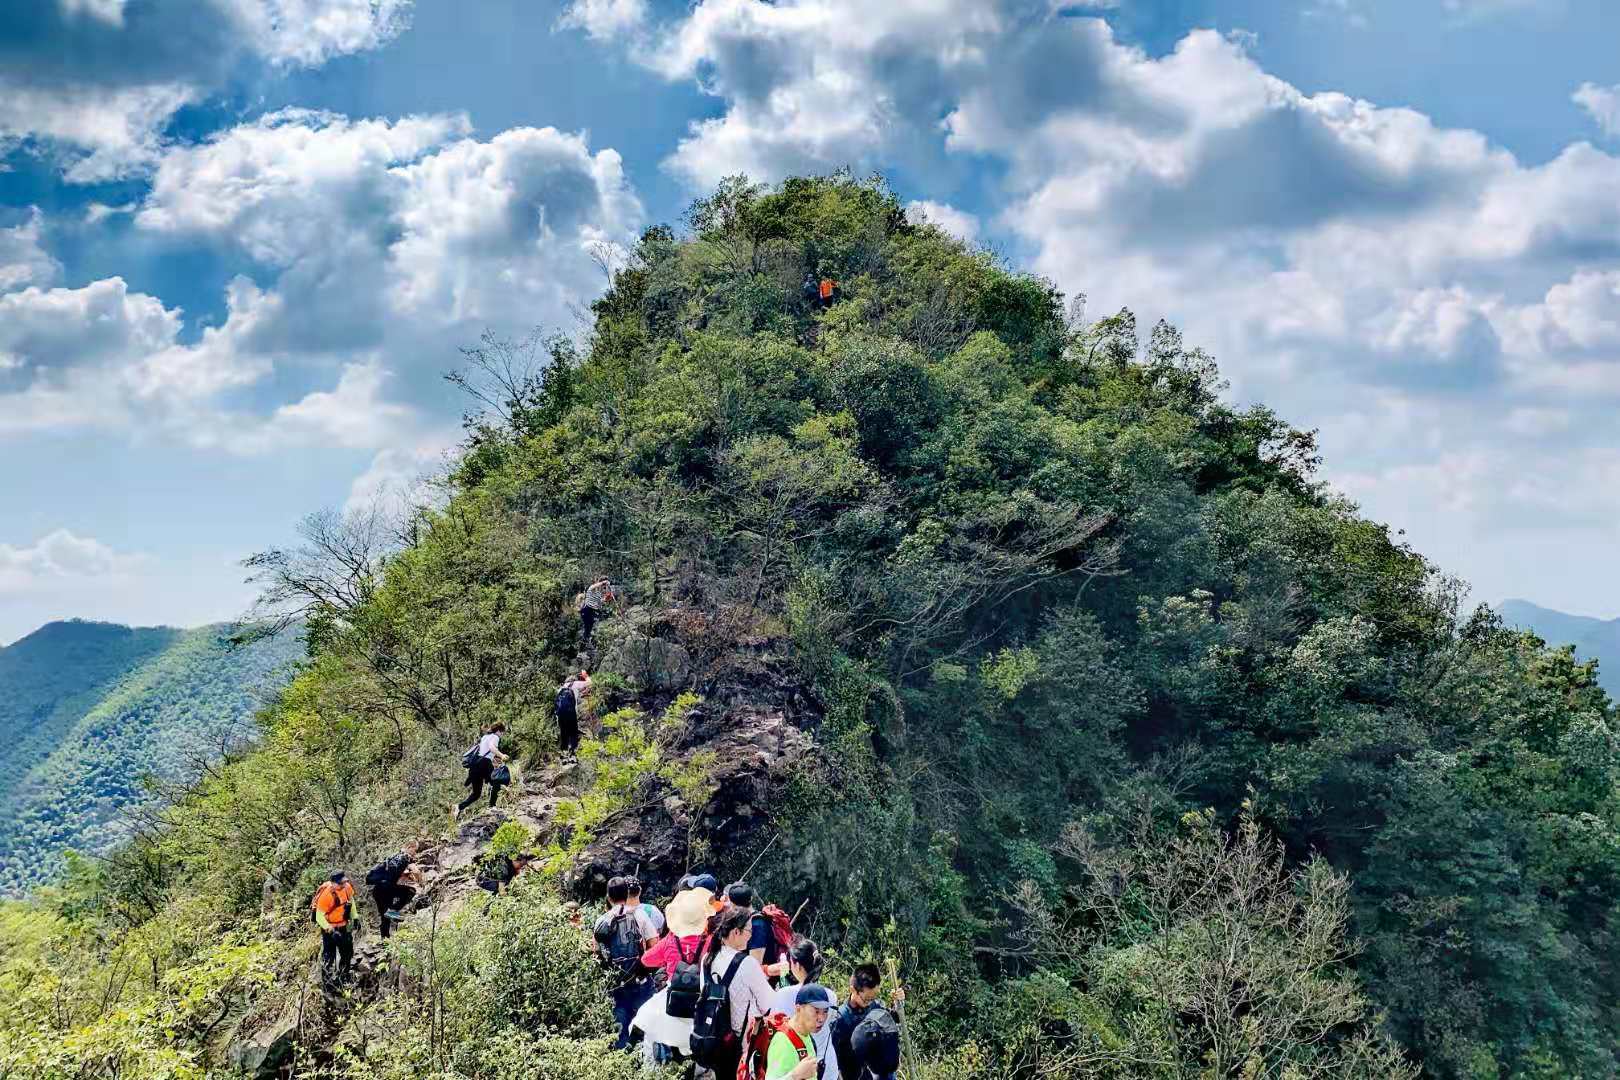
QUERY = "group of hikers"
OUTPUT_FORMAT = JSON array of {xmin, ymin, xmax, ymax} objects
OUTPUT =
[
  {"xmin": 313, "ymin": 574, "xmax": 903, "ymax": 1076},
  {"xmin": 592, "ymin": 873, "xmax": 906, "ymax": 1080}
]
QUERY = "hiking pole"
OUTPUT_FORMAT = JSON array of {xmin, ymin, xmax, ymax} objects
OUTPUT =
[
  {"xmin": 885, "ymin": 957, "xmax": 916, "ymax": 1080},
  {"xmin": 738, "ymin": 831, "xmax": 780, "ymax": 883}
]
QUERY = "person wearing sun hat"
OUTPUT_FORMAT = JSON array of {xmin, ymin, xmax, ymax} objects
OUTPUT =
[{"xmin": 630, "ymin": 885, "xmax": 714, "ymax": 1065}]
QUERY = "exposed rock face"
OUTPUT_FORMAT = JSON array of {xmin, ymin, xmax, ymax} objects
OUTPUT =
[
  {"xmin": 566, "ymin": 642, "xmax": 819, "ymax": 900},
  {"xmin": 226, "ymin": 998, "xmax": 300, "ymax": 1079},
  {"xmin": 601, "ymin": 633, "xmax": 694, "ymax": 692}
]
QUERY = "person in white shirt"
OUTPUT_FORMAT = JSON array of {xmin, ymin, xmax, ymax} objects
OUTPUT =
[
  {"xmin": 453, "ymin": 722, "xmax": 508, "ymax": 820},
  {"xmin": 702, "ymin": 905, "xmax": 777, "ymax": 1076}
]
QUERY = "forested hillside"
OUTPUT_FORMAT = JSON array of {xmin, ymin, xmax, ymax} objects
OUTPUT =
[
  {"xmin": 1, "ymin": 177, "xmax": 1615, "ymax": 1080},
  {"xmin": 1500, "ymin": 598, "xmax": 1620, "ymax": 697},
  {"xmin": 0, "ymin": 621, "xmax": 301, "ymax": 894}
]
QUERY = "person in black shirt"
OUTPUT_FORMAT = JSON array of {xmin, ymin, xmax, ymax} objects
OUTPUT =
[
  {"xmin": 829, "ymin": 963, "xmax": 905, "ymax": 1079},
  {"xmin": 367, "ymin": 841, "xmax": 421, "ymax": 939}
]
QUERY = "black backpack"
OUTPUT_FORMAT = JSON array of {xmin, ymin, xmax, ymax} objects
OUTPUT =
[
  {"xmin": 556, "ymin": 684, "xmax": 576, "ymax": 714},
  {"xmin": 689, "ymin": 951, "xmax": 746, "ymax": 1067},
  {"xmin": 461, "ymin": 742, "xmax": 481, "ymax": 769},
  {"xmin": 851, "ymin": 1006, "xmax": 902, "ymax": 1077},
  {"xmin": 594, "ymin": 910, "xmax": 644, "ymax": 984},
  {"xmin": 665, "ymin": 936, "xmax": 702, "ymax": 1019},
  {"xmin": 365, "ymin": 853, "xmax": 407, "ymax": 888}
]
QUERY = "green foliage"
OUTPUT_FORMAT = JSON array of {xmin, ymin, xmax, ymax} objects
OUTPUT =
[
  {"xmin": 2, "ymin": 173, "xmax": 1616, "ymax": 1080},
  {"xmin": 0, "ymin": 623, "xmax": 300, "ymax": 894}
]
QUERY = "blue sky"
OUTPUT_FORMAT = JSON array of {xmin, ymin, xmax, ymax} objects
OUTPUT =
[{"xmin": 3, "ymin": 0, "xmax": 1619, "ymax": 643}]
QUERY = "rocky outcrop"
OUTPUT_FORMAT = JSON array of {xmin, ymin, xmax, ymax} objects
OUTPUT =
[{"xmin": 601, "ymin": 633, "xmax": 694, "ymax": 692}]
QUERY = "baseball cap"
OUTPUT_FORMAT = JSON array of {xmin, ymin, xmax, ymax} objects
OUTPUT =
[{"xmin": 795, "ymin": 984, "xmax": 835, "ymax": 1009}]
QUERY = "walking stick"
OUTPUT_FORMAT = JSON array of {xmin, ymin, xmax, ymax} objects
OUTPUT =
[{"xmin": 885, "ymin": 957, "xmax": 916, "ymax": 1080}]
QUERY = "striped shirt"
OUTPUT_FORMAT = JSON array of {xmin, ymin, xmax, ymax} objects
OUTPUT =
[{"xmin": 581, "ymin": 582, "xmax": 614, "ymax": 611}]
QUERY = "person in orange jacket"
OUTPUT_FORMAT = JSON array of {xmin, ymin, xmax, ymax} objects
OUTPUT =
[{"xmin": 312, "ymin": 870, "xmax": 357, "ymax": 989}]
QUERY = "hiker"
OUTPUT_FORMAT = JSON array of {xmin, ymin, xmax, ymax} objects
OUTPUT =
[
  {"xmin": 762, "ymin": 984, "xmax": 836, "ymax": 1080},
  {"xmin": 690, "ymin": 905, "xmax": 777, "ymax": 1078},
  {"xmin": 829, "ymin": 965, "xmax": 905, "ymax": 1080},
  {"xmin": 595, "ymin": 875, "xmax": 661, "ymax": 1051},
  {"xmin": 725, "ymin": 881, "xmax": 791, "ymax": 976},
  {"xmin": 847, "ymin": 1007, "xmax": 902, "ymax": 1080},
  {"xmin": 475, "ymin": 849, "xmax": 527, "ymax": 895},
  {"xmin": 817, "ymin": 278, "xmax": 838, "ymax": 309},
  {"xmin": 626, "ymin": 877, "xmax": 666, "ymax": 936},
  {"xmin": 311, "ymin": 870, "xmax": 356, "ymax": 989},
  {"xmin": 578, "ymin": 578, "xmax": 617, "ymax": 645},
  {"xmin": 556, "ymin": 669, "xmax": 591, "ymax": 761},
  {"xmin": 365, "ymin": 842, "xmax": 421, "ymax": 940},
  {"xmin": 802, "ymin": 272, "xmax": 820, "ymax": 309},
  {"xmin": 453, "ymin": 722, "xmax": 507, "ymax": 820},
  {"xmin": 631, "ymin": 885, "xmax": 713, "ymax": 1066},
  {"xmin": 765, "ymin": 939, "xmax": 840, "ymax": 1077},
  {"xmin": 678, "ymin": 871, "xmax": 720, "ymax": 894}
]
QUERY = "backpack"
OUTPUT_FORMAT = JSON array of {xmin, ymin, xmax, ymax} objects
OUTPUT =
[
  {"xmin": 461, "ymin": 742, "xmax": 481, "ymax": 769},
  {"xmin": 689, "ymin": 951, "xmax": 747, "ymax": 1067},
  {"xmin": 665, "ymin": 936, "xmax": 702, "ymax": 1019},
  {"xmin": 365, "ymin": 853, "xmax": 407, "ymax": 888},
  {"xmin": 594, "ymin": 910, "xmax": 644, "ymax": 984},
  {"xmin": 754, "ymin": 905, "xmax": 795, "ymax": 966},
  {"xmin": 851, "ymin": 1007, "xmax": 902, "ymax": 1076},
  {"xmin": 555, "ymin": 684, "xmax": 575, "ymax": 714},
  {"xmin": 757, "ymin": 1014, "xmax": 822, "ymax": 1080}
]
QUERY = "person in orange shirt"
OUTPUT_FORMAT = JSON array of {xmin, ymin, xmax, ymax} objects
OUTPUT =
[{"xmin": 312, "ymin": 870, "xmax": 357, "ymax": 989}]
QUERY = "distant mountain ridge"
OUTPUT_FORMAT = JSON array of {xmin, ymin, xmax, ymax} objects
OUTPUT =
[
  {"xmin": 1499, "ymin": 599, "xmax": 1620, "ymax": 698},
  {"xmin": 0, "ymin": 619, "xmax": 301, "ymax": 894}
]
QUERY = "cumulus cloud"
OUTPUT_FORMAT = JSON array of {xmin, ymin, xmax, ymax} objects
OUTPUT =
[
  {"xmin": 556, "ymin": 0, "xmax": 649, "ymax": 41},
  {"xmin": 0, "ymin": 111, "xmax": 641, "ymax": 458},
  {"xmin": 0, "ymin": 529, "xmax": 146, "ymax": 594},
  {"xmin": 0, "ymin": 0, "xmax": 412, "ymax": 180}
]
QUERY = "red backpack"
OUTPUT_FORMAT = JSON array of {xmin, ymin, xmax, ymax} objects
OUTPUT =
[
  {"xmin": 743, "ymin": 1012, "xmax": 811, "ymax": 1080},
  {"xmin": 754, "ymin": 904, "xmax": 796, "ymax": 965}
]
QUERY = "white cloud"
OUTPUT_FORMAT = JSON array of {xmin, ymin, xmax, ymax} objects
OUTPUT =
[
  {"xmin": 1574, "ymin": 82, "xmax": 1620, "ymax": 140},
  {"xmin": 0, "ymin": 0, "xmax": 412, "ymax": 181},
  {"xmin": 0, "ymin": 529, "xmax": 146, "ymax": 594},
  {"xmin": 905, "ymin": 199, "xmax": 980, "ymax": 244},
  {"xmin": 344, "ymin": 432, "xmax": 457, "ymax": 516},
  {"xmin": 1, "ymin": 111, "xmax": 640, "ymax": 462},
  {"xmin": 0, "ymin": 209, "xmax": 61, "ymax": 293},
  {"xmin": 557, "ymin": 0, "xmax": 649, "ymax": 41}
]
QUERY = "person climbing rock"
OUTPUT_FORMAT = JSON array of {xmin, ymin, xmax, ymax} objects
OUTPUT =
[
  {"xmin": 829, "ymin": 965, "xmax": 905, "ymax": 1080},
  {"xmin": 453, "ymin": 722, "xmax": 507, "ymax": 821},
  {"xmin": 556, "ymin": 669, "xmax": 592, "ymax": 761},
  {"xmin": 311, "ymin": 870, "xmax": 356, "ymax": 989},
  {"xmin": 578, "ymin": 578, "xmax": 617, "ymax": 645},
  {"xmin": 475, "ymin": 849, "xmax": 524, "ymax": 895},
  {"xmin": 762, "ymin": 984, "xmax": 835, "ymax": 1080},
  {"xmin": 595, "ymin": 875, "xmax": 662, "ymax": 1050},
  {"xmin": 365, "ymin": 841, "xmax": 421, "ymax": 940}
]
